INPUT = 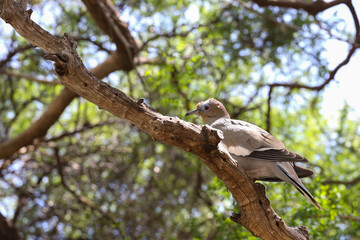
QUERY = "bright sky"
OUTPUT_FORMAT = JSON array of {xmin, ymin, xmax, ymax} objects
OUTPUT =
[
  {"xmin": 181, "ymin": 2, "xmax": 360, "ymax": 123},
  {"xmin": 320, "ymin": 2, "xmax": 360, "ymax": 122}
]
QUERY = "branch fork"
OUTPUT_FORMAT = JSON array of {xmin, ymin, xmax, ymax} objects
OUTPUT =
[{"xmin": 0, "ymin": 0, "xmax": 330, "ymax": 239}]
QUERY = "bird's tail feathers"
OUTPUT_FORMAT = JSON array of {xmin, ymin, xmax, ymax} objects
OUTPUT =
[{"xmin": 277, "ymin": 164, "xmax": 322, "ymax": 210}]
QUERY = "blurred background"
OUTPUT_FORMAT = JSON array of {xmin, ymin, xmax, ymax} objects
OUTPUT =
[{"xmin": 0, "ymin": 0, "xmax": 359, "ymax": 239}]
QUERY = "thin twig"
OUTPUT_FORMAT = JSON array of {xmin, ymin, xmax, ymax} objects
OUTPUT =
[
  {"xmin": 1, "ymin": 70, "xmax": 60, "ymax": 85},
  {"xmin": 54, "ymin": 148, "xmax": 126, "ymax": 238},
  {"xmin": 323, "ymin": 176, "xmax": 360, "ymax": 186}
]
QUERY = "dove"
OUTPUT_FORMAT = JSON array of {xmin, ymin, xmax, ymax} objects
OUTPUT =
[{"xmin": 186, "ymin": 98, "xmax": 321, "ymax": 209}]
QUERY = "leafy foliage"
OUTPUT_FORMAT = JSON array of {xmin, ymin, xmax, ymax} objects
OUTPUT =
[{"xmin": 0, "ymin": 0, "xmax": 359, "ymax": 239}]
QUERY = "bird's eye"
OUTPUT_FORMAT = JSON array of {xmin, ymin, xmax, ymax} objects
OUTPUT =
[{"xmin": 202, "ymin": 104, "xmax": 210, "ymax": 111}]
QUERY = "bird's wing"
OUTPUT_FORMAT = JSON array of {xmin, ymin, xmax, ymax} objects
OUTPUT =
[
  {"xmin": 293, "ymin": 163, "xmax": 314, "ymax": 178},
  {"xmin": 256, "ymin": 163, "xmax": 314, "ymax": 182},
  {"xmin": 247, "ymin": 149, "xmax": 308, "ymax": 163},
  {"xmin": 212, "ymin": 119, "xmax": 308, "ymax": 163}
]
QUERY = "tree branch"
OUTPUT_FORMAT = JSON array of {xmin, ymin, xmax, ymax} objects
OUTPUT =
[
  {"xmin": 71, "ymin": 35, "xmax": 113, "ymax": 54},
  {"xmin": 345, "ymin": 0, "xmax": 360, "ymax": 43},
  {"xmin": 266, "ymin": 86, "xmax": 274, "ymax": 132},
  {"xmin": 0, "ymin": 1, "xmax": 312, "ymax": 239},
  {"xmin": 0, "ymin": 44, "xmax": 33, "ymax": 70},
  {"xmin": 265, "ymin": 40, "xmax": 358, "ymax": 131},
  {"xmin": 44, "ymin": 120, "xmax": 116, "ymax": 142},
  {"xmin": 0, "ymin": 70, "xmax": 60, "ymax": 85},
  {"xmin": 252, "ymin": 0, "xmax": 349, "ymax": 16},
  {"xmin": 251, "ymin": 0, "xmax": 360, "ymax": 132},
  {"xmin": 251, "ymin": 0, "xmax": 360, "ymax": 44},
  {"xmin": 81, "ymin": 0, "xmax": 139, "ymax": 71},
  {"xmin": 308, "ymin": 214, "xmax": 360, "ymax": 222},
  {"xmin": 54, "ymin": 147, "xmax": 126, "ymax": 237},
  {"xmin": 0, "ymin": 0, "xmax": 142, "ymax": 159},
  {"xmin": 0, "ymin": 52, "xmax": 125, "ymax": 159},
  {"xmin": 140, "ymin": 23, "xmax": 207, "ymax": 51},
  {"xmin": 0, "ymin": 213, "xmax": 19, "ymax": 240},
  {"xmin": 323, "ymin": 176, "xmax": 360, "ymax": 186}
]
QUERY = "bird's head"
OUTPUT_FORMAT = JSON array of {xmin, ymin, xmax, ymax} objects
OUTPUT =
[{"xmin": 185, "ymin": 98, "xmax": 230, "ymax": 124}]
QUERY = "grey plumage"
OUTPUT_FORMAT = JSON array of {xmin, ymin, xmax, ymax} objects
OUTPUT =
[{"xmin": 186, "ymin": 98, "xmax": 321, "ymax": 209}]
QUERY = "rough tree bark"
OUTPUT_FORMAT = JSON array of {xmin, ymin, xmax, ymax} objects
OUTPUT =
[
  {"xmin": 82, "ymin": 0, "xmax": 139, "ymax": 71},
  {"xmin": 0, "ymin": 52, "xmax": 127, "ymax": 158},
  {"xmin": 0, "ymin": 0, "xmax": 140, "ymax": 159},
  {"xmin": 0, "ymin": 1, "xmax": 319, "ymax": 239}
]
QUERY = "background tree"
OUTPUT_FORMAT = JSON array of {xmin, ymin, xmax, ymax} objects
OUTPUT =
[{"xmin": 0, "ymin": 0, "xmax": 359, "ymax": 239}]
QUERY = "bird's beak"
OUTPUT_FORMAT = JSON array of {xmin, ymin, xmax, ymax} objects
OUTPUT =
[{"xmin": 185, "ymin": 109, "xmax": 198, "ymax": 116}]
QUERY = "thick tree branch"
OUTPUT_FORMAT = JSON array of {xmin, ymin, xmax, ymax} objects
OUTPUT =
[
  {"xmin": 252, "ymin": 0, "xmax": 349, "ymax": 16},
  {"xmin": 252, "ymin": 0, "xmax": 360, "ymax": 44},
  {"xmin": 82, "ymin": 0, "xmax": 139, "ymax": 71},
  {"xmin": 0, "ymin": 52, "xmax": 125, "ymax": 159},
  {"xmin": 0, "ymin": 0, "xmax": 141, "ymax": 159},
  {"xmin": 0, "ymin": 1, "xmax": 311, "ymax": 239},
  {"xmin": 0, "ymin": 213, "xmax": 19, "ymax": 240},
  {"xmin": 0, "ymin": 87, "xmax": 76, "ymax": 159},
  {"xmin": 345, "ymin": 0, "xmax": 360, "ymax": 43}
]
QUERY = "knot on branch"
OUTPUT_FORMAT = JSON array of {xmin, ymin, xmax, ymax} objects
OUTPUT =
[
  {"xmin": 136, "ymin": 98, "xmax": 158, "ymax": 113},
  {"xmin": 137, "ymin": 98, "xmax": 145, "ymax": 104},
  {"xmin": 254, "ymin": 182, "xmax": 272, "ymax": 208},
  {"xmin": 230, "ymin": 212, "xmax": 242, "ymax": 223},
  {"xmin": 25, "ymin": 9, "xmax": 33, "ymax": 18},
  {"xmin": 201, "ymin": 125, "xmax": 223, "ymax": 151},
  {"xmin": 0, "ymin": 8, "xmax": 12, "ymax": 23},
  {"xmin": 63, "ymin": 33, "xmax": 78, "ymax": 51},
  {"xmin": 43, "ymin": 53, "xmax": 69, "ymax": 76},
  {"xmin": 297, "ymin": 225, "xmax": 310, "ymax": 240}
]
